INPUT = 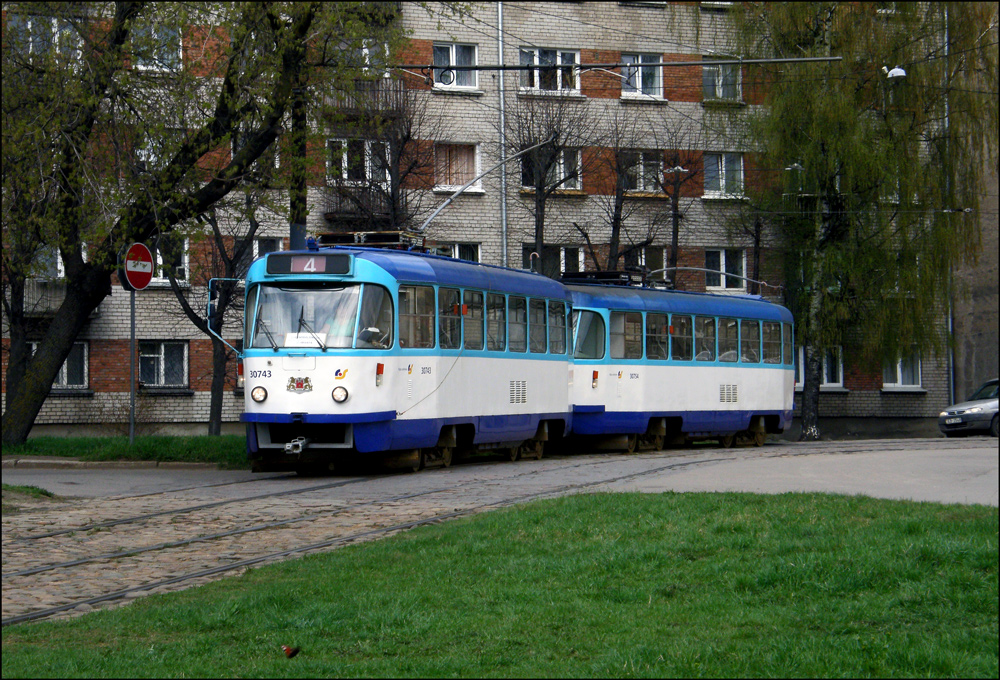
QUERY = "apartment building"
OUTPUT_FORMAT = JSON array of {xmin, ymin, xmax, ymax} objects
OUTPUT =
[{"xmin": 3, "ymin": 2, "xmax": 965, "ymax": 437}]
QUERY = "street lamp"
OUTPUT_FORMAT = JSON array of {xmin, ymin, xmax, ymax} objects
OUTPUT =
[{"xmin": 882, "ymin": 65, "xmax": 907, "ymax": 79}]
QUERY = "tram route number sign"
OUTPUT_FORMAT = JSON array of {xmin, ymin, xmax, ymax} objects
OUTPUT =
[
  {"xmin": 266, "ymin": 253, "xmax": 352, "ymax": 275},
  {"xmin": 120, "ymin": 242, "xmax": 154, "ymax": 291}
]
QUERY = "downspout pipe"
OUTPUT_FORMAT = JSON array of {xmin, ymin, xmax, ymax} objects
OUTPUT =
[{"xmin": 497, "ymin": 1, "xmax": 509, "ymax": 266}]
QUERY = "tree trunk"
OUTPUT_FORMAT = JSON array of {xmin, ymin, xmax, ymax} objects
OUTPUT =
[
  {"xmin": 799, "ymin": 345, "xmax": 823, "ymax": 440},
  {"xmin": 208, "ymin": 336, "xmax": 229, "ymax": 436},
  {"xmin": 669, "ymin": 185, "xmax": 681, "ymax": 288},
  {"xmin": 2, "ymin": 268, "xmax": 112, "ymax": 446}
]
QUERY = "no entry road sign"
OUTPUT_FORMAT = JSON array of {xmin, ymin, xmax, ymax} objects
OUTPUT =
[{"xmin": 121, "ymin": 243, "xmax": 153, "ymax": 291}]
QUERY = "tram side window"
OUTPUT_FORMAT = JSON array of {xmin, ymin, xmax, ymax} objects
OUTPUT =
[
  {"xmin": 783, "ymin": 322, "xmax": 794, "ymax": 365},
  {"xmin": 487, "ymin": 293, "xmax": 506, "ymax": 351},
  {"xmin": 695, "ymin": 316, "xmax": 716, "ymax": 361},
  {"xmin": 439, "ymin": 287, "xmax": 462, "ymax": 349},
  {"xmin": 509, "ymin": 296, "xmax": 527, "ymax": 352},
  {"xmin": 671, "ymin": 314, "xmax": 693, "ymax": 361},
  {"xmin": 740, "ymin": 319, "xmax": 760, "ymax": 363},
  {"xmin": 646, "ymin": 313, "xmax": 668, "ymax": 360},
  {"xmin": 244, "ymin": 285, "xmax": 260, "ymax": 350},
  {"xmin": 399, "ymin": 285, "xmax": 435, "ymax": 349},
  {"xmin": 719, "ymin": 318, "xmax": 738, "ymax": 362},
  {"xmin": 529, "ymin": 299, "xmax": 548, "ymax": 353},
  {"xmin": 611, "ymin": 312, "xmax": 643, "ymax": 359},
  {"xmin": 464, "ymin": 290, "xmax": 485, "ymax": 350},
  {"xmin": 356, "ymin": 285, "xmax": 394, "ymax": 349},
  {"xmin": 548, "ymin": 301, "xmax": 567, "ymax": 354},
  {"xmin": 573, "ymin": 310, "xmax": 606, "ymax": 359},
  {"xmin": 762, "ymin": 322, "xmax": 782, "ymax": 363}
]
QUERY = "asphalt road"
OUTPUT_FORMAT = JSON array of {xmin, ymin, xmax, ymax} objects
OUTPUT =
[{"xmin": 4, "ymin": 437, "xmax": 997, "ymax": 506}]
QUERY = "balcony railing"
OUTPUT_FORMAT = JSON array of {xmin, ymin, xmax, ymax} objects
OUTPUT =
[
  {"xmin": 23, "ymin": 279, "xmax": 100, "ymax": 318},
  {"xmin": 322, "ymin": 181, "xmax": 409, "ymax": 229},
  {"xmin": 325, "ymin": 77, "xmax": 407, "ymax": 114}
]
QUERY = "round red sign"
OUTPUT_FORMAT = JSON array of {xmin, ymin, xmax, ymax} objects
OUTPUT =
[{"xmin": 122, "ymin": 242, "xmax": 154, "ymax": 291}]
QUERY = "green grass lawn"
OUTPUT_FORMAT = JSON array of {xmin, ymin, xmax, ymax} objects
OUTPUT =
[
  {"xmin": 2, "ymin": 435, "xmax": 248, "ymax": 469},
  {"xmin": 2, "ymin": 492, "xmax": 997, "ymax": 678}
]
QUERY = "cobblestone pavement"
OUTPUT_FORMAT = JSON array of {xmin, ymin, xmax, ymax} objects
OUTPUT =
[{"xmin": 3, "ymin": 438, "xmax": 996, "ymax": 625}]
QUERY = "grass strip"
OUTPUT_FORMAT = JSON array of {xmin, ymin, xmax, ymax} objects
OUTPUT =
[
  {"xmin": 2, "ymin": 492, "xmax": 997, "ymax": 678},
  {"xmin": 2, "ymin": 435, "xmax": 247, "ymax": 469}
]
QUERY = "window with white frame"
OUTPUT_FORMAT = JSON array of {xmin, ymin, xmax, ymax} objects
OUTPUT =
[
  {"xmin": 433, "ymin": 43, "xmax": 477, "ymax": 89},
  {"xmin": 623, "ymin": 150, "xmax": 662, "ymax": 191},
  {"xmin": 327, "ymin": 139, "xmax": 388, "ymax": 184},
  {"xmin": 705, "ymin": 248, "xmax": 744, "ymax": 290},
  {"xmin": 794, "ymin": 346, "xmax": 843, "ymax": 388},
  {"xmin": 139, "ymin": 341, "xmax": 188, "ymax": 387},
  {"xmin": 7, "ymin": 14, "xmax": 82, "ymax": 62},
  {"xmin": 232, "ymin": 126, "xmax": 279, "ymax": 170},
  {"xmin": 621, "ymin": 53, "xmax": 661, "ymax": 97},
  {"xmin": 702, "ymin": 55, "xmax": 740, "ymax": 101},
  {"xmin": 703, "ymin": 152, "xmax": 743, "ymax": 197},
  {"xmin": 435, "ymin": 143, "xmax": 478, "ymax": 189},
  {"xmin": 33, "ymin": 244, "xmax": 88, "ymax": 279},
  {"xmin": 133, "ymin": 22, "xmax": 182, "ymax": 71},
  {"xmin": 521, "ymin": 245, "xmax": 583, "ymax": 278},
  {"xmin": 519, "ymin": 48, "xmax": 579, "ymax": 92},
  {"xmin": 150, "ymin": 236, "xmax": 188, "ymax": 282},
  {"xmin": 430, "ymin": 243, "xmax": 480, "ymax": 262},
  {"xmin": 237, "ymin": 237, "xmax": 282, "ymax": 275},
  {"xmin": 883, "ymin": 351, "xmax": 921, "ymax": 388},
  {"xmin": 521, "ymin": 148, "xmax": 580, "ymax": 190},
  {"xmin": 30, "ymin": 341, "xmax": 88, "ymax": 389},
  {"xmin": 624, "ymin": 246, "xmax": 667, "ymax": 280}
]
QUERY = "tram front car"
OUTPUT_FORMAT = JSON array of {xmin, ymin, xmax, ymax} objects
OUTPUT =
[{"xmin": 242, "ymin": 248, "xmax": 399, "ymax": 472}]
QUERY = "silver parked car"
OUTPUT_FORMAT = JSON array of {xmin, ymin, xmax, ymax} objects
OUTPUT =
[{"xmin": 939, "ymin": 378, "xmax": 999, "ymax": 437}]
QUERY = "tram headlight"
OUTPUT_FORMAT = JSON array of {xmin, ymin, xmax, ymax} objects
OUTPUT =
[
  {"xmin": 332, "ymin": 386, "xmax": 349, "ymax": 403},
  {"xmin": 251, "ymin": 386, "xmax": 268, "ymax": 403}
]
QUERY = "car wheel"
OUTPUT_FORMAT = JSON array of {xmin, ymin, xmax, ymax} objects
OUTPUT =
[{"xmin": 991, "ymin": 415, "xmax": 998, "ymax": 438}]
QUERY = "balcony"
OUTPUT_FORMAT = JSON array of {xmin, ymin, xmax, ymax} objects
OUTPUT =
[
  {"xmin": 321, "ymin": 181, "xmax": 410, "ymax": 231},
  {"xmin": 325, "ymin": 77, "xmax": 407, "ymax": 116},
  {"xmin": 23, "ymin": 279, "xmax": 100, "ymax": 318}
]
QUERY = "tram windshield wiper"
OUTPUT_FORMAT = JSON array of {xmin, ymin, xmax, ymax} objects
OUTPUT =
[
  {"xmin": 256, "ymin": 315, "xmax": 279, "ymax": 351},
  {"xmin": 297, "ymin": 305, "xmax": 328, "ymax": 351}
]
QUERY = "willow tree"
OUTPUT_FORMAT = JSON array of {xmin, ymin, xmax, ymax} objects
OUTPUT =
[
  {"xmin": 728, "ymin": 2, "xmax": 998, "ymax": 439},
  {"xmin": 1, "ymin": 2, "xmax": 407, "ymax": 445}
]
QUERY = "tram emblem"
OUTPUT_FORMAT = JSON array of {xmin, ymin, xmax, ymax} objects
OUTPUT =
[
  {"xmin": 287, "ymin": 377, "xmax": 313, "ymax": 392},
  {"xmin": 335, "ymin": 369, "xmax": 349, "ymax": 380}
]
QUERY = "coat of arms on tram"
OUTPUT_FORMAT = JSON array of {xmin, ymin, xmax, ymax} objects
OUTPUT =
[{"xmin": 286, "ymin": 377, "xmax": 313, "ymax": 392}]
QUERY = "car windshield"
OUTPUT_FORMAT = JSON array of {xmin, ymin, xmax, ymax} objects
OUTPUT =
[
  {"xmin": 247, "ymin": 283, "xmax": 394, "ymax": 350},
  {"xmin": 969, "ymin": 381, "xmax": 998, "ymax": 401}
]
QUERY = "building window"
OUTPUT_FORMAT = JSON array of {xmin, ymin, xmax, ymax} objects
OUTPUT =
[
  {"xmin": 232, "ymin": 127, "xmax": 279, "ymax": 170},
  {"xmin": 237, "ymin": 237, "xmax": 282, "ymax": 275},
  {"xmin": 702, "ymin": 56, "xmax": 740, "ymax": 101},
  {"xmin": 519, "ymin": 48, "xmax": 579, "ymax": 92},
  {"xmin": 521, "ymin": 148, "xmax": 580, "ymax": 190},
  {"xmin": 327, "ymin": 139, "xmax": 388, "ymax": 184},
  {"xmin": 30, "ymin": 341, "xmax": 88, "ymax": 389},
  {"xmin": 883, "ymin": 351, "xmax": 921, "ymax": 388},
  {"xmin": 7, "ymin": 14, "xmax": 82, "ymax": 62},
  {"xmin": 621, "ymin": 54, "xmax": 661, "ymax": 97},
  {"xmin": 139, "ymin": 341, "xmax": 188, "ymax": 387},
  {"xmin": 522, "ymin": 245, "xmax": 583, "ymax": 278},
  {"xmin": 703, "ymin": 152, "xmax": 743, "ymax": 197},
  {"xmin": 435, "ymin": 143, "xmax": 478, "ymax": 189},
  {"xmin": 430, "ymin": 243, "xmax": 480, "ymax": 262},
  {"xmin": 133, "ymin": 22, "xmax": 182, "ymax": 71},
  {"xmin": 705, "ymin": 248, "xmax": 744, "ymax": 290},
  {"xmin": 151, "ymin": 236, "xmax": 188, "ymax": 282},
  {"xmin": 795, "ymin": 347, "xmax": 844, "ymax": 388},
  {"xmin": 433, "ymin": 43, "xmax": 477, "ymax": 89},
  {"xmin": 623, "ymin": 151, "xmax": 662, "ymax": 192}
]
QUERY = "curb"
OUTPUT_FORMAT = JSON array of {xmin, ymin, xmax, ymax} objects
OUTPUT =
[{"xmin": 1, "ymin": 458, "xmax": 220, "ymax": 470}]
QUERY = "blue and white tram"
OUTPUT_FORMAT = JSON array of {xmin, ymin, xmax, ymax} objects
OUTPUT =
[
  {"xmin": 240, "ymin": 246, "xmax": 574, "ymax": 472},
  {"xmin": 567, "ymin": 284, "xmax": 795, "ymax": 450}
]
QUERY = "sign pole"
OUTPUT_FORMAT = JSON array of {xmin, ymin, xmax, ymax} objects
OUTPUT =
[{"xmin": 130, "ymin": 288, "xmax": 136, "ymax": 445}]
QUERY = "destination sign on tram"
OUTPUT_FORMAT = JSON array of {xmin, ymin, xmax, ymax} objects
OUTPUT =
[{"xmin": 266, "ymin": 253, "xmax": 351, "ymax": 275}]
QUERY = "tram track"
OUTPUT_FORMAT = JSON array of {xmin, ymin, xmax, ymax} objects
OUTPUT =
[{"xmin": 2, "ymin": 453, "xmax": 733, "ymax": 628}]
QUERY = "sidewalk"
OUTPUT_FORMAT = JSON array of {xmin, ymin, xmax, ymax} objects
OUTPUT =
[{"xmin": 2, "ymin": 456, "xmax": 219, "ymax": 470}]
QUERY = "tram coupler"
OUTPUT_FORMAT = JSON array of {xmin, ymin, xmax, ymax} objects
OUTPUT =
[{"xmin": 284, "ymin": 437, "xmax": 310, "ymax": 454}]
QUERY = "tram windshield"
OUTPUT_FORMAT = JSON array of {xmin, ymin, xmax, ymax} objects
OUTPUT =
[{"xmin": 248, "ymin": 283, "xmax": 393, "ymax": 350}]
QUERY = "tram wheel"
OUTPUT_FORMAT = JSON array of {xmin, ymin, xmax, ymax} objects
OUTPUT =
[
  {"xmin": 521, "ymin": 440, "xmax": 544, "ymax": 460},
  {"xmin": 438, "ymin": 446, "xmax": 453, "ymax": 468},
  {"xmin": 507, "ymin": 447, "xmax": 520, "ymax": 462},
  {"xmin": 753, "ymin": 430, "xmax": 766, "ymax": 447},
  {"xmin": 625, "ymin": 433, "xmax": 638, "ymax": 454},
  {"xmin": 410, "ymin": 449, "xmax": 425, "ymax": 473},
  {"xmin": 720, "ymin": 434, "xmax": 735, "ymax": 448},
  {"xmin": 645, "ymin": 434, "xmax": 664, "ymax": 451}
]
